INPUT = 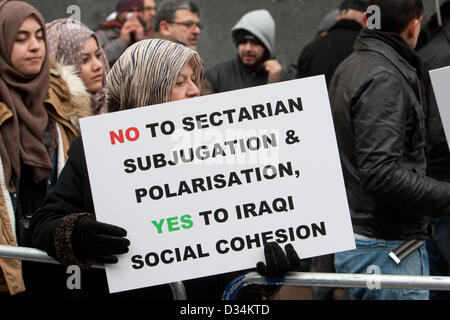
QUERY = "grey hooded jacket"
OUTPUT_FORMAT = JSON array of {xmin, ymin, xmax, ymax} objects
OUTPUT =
[
  {"xmin": 206, "ymin": 9, "xmax": 291, "ymax": 93},
  {"xmin": 231, "ymin": 9, "xmax": 276, "ymax": 58}
]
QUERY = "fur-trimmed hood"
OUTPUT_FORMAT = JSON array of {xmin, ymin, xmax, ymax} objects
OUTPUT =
[{"xmin": 48, "ymin": 58, "xmax": 92, "ymax": 133}]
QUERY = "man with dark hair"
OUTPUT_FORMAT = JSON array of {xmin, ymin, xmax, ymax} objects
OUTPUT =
[
  {"xmin": 151, "ymin": 0, "xmax": 201, "ymax": 50},
  {"xmin": 297, "ymin": 0, "xmax": 368, "ymax": 85},
  {"xmin": 206, "ymin": 9, "xmax": 290, "ymax": 94},
  {"xmin": 297, "ymin": 1, "xmax": 369, "ymax": 301},
  {"xmin": 329, "ymin": 0, "xmax": 450, "ymax": 300},
  {"xmin": 96, "ymin": 0, "xmax": 145, "ymax": 67},
  {"xmin": 418, "ymin": 0, "xmax": 450, "ymax": 300}
]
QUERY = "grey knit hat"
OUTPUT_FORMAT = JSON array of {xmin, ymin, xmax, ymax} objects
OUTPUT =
[{"xmin": 318, "ymin": 9, "xmax": 340, "ymax": 33}]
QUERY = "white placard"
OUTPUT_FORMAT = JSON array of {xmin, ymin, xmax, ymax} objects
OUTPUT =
[
  {"xmin": 430, "ymin": 66, "xmax": 450, "ymax": 149},
  {"xmin": 80, "ymin": 76, "xmax": 355, "ymax": 294}
]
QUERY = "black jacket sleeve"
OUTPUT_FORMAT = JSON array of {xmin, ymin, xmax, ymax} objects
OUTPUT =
[{"xmin": 30, "ymin": 137, "xmax": 95, "ymax": 263}]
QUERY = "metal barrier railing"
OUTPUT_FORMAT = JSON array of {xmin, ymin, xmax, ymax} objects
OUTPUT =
[
  {"xmin": 222, "ymin": 271, "xmax": 450, "ymax": 300},
  {"xmin": 3, "ymin": 244, "xmax": 450, "ymax": 300},
  {"xmin": 0, "ymin": 244, "xmax": 187, "ymax": 300}
]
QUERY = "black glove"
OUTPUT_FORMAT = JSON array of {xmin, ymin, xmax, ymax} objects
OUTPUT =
[
  {"xmin": 72, "ymin": 215, "xmax": 130, "ymax": 264},
  {"xmin": 256, "ymin": 242, "xmax": 301, "ymax": 277}
]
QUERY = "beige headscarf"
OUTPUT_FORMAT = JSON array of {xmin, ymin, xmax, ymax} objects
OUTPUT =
[
  {"xmin": 0, "ymin": 1, "xmax": 52, "ymax": 192},
  {"xmin": 106, "ymin": 39, "xmax": 203, "ymax": 112}
]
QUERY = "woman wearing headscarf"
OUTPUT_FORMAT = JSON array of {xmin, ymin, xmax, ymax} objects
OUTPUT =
[
  {"xmin": 0, "ymin": 1, "xmax": 91, "ymax": 297},
  {"xmin": 30, "ymin": 39, "xmax": 299, "ymax": 300},
  {"xmin": 46, "ymin": 18, "xmax": 110, "ymax": 115}
]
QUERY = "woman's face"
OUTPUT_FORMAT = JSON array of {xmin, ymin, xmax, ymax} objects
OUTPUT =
[
  {"xmin": 10, "ymin": 16, "xmax": 46, "ymax": 76},
  {"xmin": 80, "ymin": 36, "xmax": 104, "ymax": 93},
  {"xmin": 171, "ymin": 63, "xmax": 200, "ymax": 101}
]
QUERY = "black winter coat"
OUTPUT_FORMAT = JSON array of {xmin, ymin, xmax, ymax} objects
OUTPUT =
[
  {"xmin": 205, "ymin": 56, "xmax": 270, "ymax": 94},
  {"xmin": 29, "ymin": 137, "xmax": 237, "ymax": 300},
  {"xmin": 29, "ymin": 137, "xmax": 174, "ymax": 300},
  {"xmin": 296, "ymin": 19, "xmax": 362, "ymax": 85},
  {"xmin": 329, "ymin": 29, "xmax": 450, "ymax": 240},
  {"xmin": 418, "ymin": 22, "xmax": 450, "ymax": 180}
]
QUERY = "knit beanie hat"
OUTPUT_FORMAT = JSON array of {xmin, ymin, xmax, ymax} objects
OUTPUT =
[
  {"xmin": 232, "ymin": 29, "xmax": 263, "ymax": 46},
  {"xmin": 116, "ymin": 0, "xmax": 143, "ymax": 14},
  {"xmin": 339, "ymin": 0, "xmax": 369, "ymax": 12}
]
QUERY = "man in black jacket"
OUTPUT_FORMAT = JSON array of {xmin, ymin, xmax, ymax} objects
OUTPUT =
[
  {"xmin": 329, "ymin": 0, "xmax": 450, "ymax": 300},
  {"xmin": 296, "ymin": 1, "xmax": 368, "ymax": 301},
  {"xmin": 418, "ymin": 3, "xmax": 450, "ymax": 300},
  {"xmin": 296, "ymin": 0, "xmax": 368, "ymax": 85},
  {"xmin": 419, "ymin": 2, "xmax": 450, "ymax": 182}
]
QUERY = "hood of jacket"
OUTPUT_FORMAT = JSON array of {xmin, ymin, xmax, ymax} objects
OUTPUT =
[
  {"xmin": 231, "ymin": 9, "xmax": 276, "ymax": 58},
  {"xmin": 47, "ymin": 58, "xmax": 92, "ymax": 134}
]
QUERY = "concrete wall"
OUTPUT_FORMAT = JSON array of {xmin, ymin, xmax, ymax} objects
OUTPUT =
[{"xmin": 26, "ymin": 0, "xmax": 442, "ymax": 70}]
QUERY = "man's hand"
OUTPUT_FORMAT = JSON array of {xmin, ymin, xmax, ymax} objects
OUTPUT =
[
  {"xmin": 264, "ymin": 59, "xmax": 283, "ymax": 84},
  {"xmin": 120, "ymin": 17, "xmax": 145, "ymax": 44}
]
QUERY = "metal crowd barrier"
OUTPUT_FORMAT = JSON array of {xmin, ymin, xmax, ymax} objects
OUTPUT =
[
  {"xmin": 3, "ymin": 245, "xmax": 450, "ymax": 300},
  {"xmin": 222, "ymin": 271, "xmax": 450, "ymax": 300},
  {"xmin": 0, "ymin": 244, "xmax": 187, "ymax": 300}
]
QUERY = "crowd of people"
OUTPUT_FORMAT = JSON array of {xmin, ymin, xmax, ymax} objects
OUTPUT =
[{"xmin": 0, "ymin": 0, "xmax": 449, "ymax": 301}]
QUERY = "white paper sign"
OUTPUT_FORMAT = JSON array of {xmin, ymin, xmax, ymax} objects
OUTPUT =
[
  {"xmin": 80, "ymin": 76, "xmax": 355, "ymax": 294},
  {"xmin": 430, "ymin": 66, "xmax": 450, "ymax": 149}
]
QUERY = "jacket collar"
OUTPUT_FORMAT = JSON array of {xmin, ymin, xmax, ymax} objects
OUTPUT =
[
  {"xmin": 354, "ymin": 29, "xmax": 422, "ymax": 83},
  {"xmin": 235, "ymin": 55, "xmax": 268, "ymax": 77},
  {"xmin": 0, "ymin": 101, "xmax": 12, "ymax": 126},
  {"xmin": 329, "ymin": 19, "xmax": 363, "ymax": 33},
  {"xmin": 46, "ymin": 59, "xmax": 92, "ymax": 135}
]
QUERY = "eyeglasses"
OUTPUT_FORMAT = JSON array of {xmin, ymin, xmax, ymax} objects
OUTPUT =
[
  {"xmin": 144, "ymin": 6, "xmax": 156, "ymax": 11},
  {"xmin": 169, "ymin": 20, "xmax": 204, "ymax": 30}
]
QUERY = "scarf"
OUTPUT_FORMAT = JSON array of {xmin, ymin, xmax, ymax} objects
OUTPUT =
[
  {"xmin": 46, "ymin": 18, "xmax": 109, "ymax": 115},
  {"xmin": 0, "ymin": 1, "xmax": 52, "ymax": 192},
  {"xmin": 359, "ymin": 28, "xmax": 424, "ymax": 79},
  {"xmin": 106, "ymin": 39, "xmax": 204, "ymax": 112}
]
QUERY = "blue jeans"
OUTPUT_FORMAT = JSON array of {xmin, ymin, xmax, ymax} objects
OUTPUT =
[
  {"xmin": 334, "ymin": 238, "xmax": 429, "ymax": 300},
  {"xmin": 426, "ymin": 216, "xmax": 450, "ymax": 300},
  {"xmin": 427, "ymin": 172, "xmax": 450, "ymax": 299}
]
